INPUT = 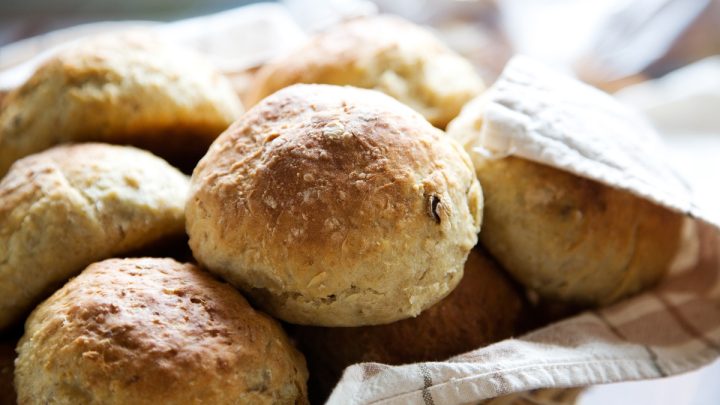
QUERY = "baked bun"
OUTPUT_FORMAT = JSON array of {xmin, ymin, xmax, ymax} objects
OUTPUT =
[
  {"xmin": 468, "ymin": 156, "xmax": 683, "ymax": 305},
  {"xmin": 15, "ymin": 258, "xmax": 308, "ymax": 405},
  {"xmin": 290, "ymin": 248, "xmax": 527, "ymax": 402},
  {"xmin": 187, "ymin": 84, "xmax": 483, "ymax": 326},
  {"xmin": 246, "ymin": 15, "xmax": 484, "ymax": 128},
  {"xmin": 0, "ymin": 143, "xmax": 188, "ymax": 329},
  {"xmin": 0, "ymin": 32, "xmax": 243, "ymax": 176}
]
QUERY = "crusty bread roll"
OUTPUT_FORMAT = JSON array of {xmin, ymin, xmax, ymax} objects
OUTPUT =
[
  {"xmin": 468, "ymin": 156, "xmax": 684, "ymax": 305},
  {"xmin": 187, "ymin": 84, "xmax": 483, "ymax": 326},
  {"xmin": 246, "ymin": 15, "xmax": 484, "ymax": 128},
  {"xmin": 15, "ymin": 258, "xmax": 308, "ymax": 405},
  {"xmin": 289, "ymin": 248, "xmax": 528, "ymax": 402},
  {"xmin": 0, "ymin": 32, "xmax": 243, "ymax": 176},
  {"xmin": 446, "ymin": 72, "xmax": 687, "ymax": 306},
  {"xmin": 0, "ymin": 143, "xmax": 188, "ymax": 330}
]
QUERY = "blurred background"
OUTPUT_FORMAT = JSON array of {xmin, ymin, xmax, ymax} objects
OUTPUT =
[
  {"xmin": 2, "ymin": 0, "xmax": 719, "ymax": 89},
  {"xmin": 0, "ymin": 0, "xmax": 719, "ymax": 404}
]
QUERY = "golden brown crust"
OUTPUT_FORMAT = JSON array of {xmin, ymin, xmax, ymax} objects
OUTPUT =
[
  {"xmin": 289, "ymin": 248, "xmax": 528, "ymax": 402},
  {"xmin": 187, "ymin": 84, "xmax": 483, "ymax": 326},
  {"xmin": 475, "ymin": 157, "xmax": 685, "ymax": 305},
  {"xmin": 0, "ymin": 143, "xmax": 188, "ymax": 330},
  {"xmin": 15, "ymin": 258, "xmax": 308, "ymax": 405},
  {"xmin": 247, "ymin": 15, "xmax": 484, "ymax": 128},
  {"xmin": 0, "ymin": 31, "xmax": 243, "ymax": 176}
]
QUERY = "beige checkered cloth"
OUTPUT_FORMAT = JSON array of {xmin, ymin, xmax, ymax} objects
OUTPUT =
[{"xmin": 327, "ymin": 221, "xmax": 720, "ymax": 404}]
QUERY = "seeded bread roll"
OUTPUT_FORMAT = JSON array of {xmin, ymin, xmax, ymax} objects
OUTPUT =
[
  {"xmin": 468, "ymin": 156, "xmax": 685, "ymax": 305},
  {"xmin": 247, "ymin": 15, "xmax": 484, "ymax": 128},
  {"xmin": 15, "ymin": 258, "xmax": 308, "ymax": 405},
  {"xmin": 290, "ymin": 248, "xmax": 528, "ymax": 402},
  {"xmin": 187, "ymin": 84, "xmax": 483, "ymax": 326},
  {"xmin": 0, "ymin": 143, "xmax": 188, "ymax": 330},
  {"xmin": 447, "ymin": 77, "xmax": 686, "ymax": 307},
  {"xmin": 0, "ymin": 32, "xmax": 243, "ymax": 176}
]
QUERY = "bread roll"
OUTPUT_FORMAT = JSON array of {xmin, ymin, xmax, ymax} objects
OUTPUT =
[
  {"xmin": 15, "ymin": 258, "xmax": 308, "ymax": 405},
  {"xmin": 247, "ymin": 15, "xmax": 484, "ymax": 128},
  {"xmin": 471, "ymin": 156, "xmax": 683, "ymax": 305},
  {"xmin": 187, "ymin": 84, "xmax": 483, "ymax": 326},
  {"xmin": 289, "ymin": 248, "xmax": 527, "ymax": 402},
  {"xmin": 0, "ymin": 32, "xmax": 243, "ymax": 176},
  {"xmin": 0, "ymin": 143, "xmax": 188, "ymax": 329}
]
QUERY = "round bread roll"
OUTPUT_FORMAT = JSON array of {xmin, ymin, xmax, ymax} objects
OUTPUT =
[
  {"xmin": 15, "ymin": 258, "xmax": 308, "ymax": 405},
  {"xmin": 0, "ymin": 143, "xmax": 188, "ymax": 330},
  {"xmin": 246, "ymin": 15, "xmax": 484, "ymax": 128},
  {"xmin": 289, "ymin": 248, "xmax": 527, "ymax": 402},
  {"xmin": 187, "ymin": 84, "xmax": 483, "ymax": 326},
  {"xmin": 0, "ymin": 31, "xmax": 243, "ymax": 176},
  {"xmin": 467, "ymin": 156, "xmax": 683, "ymax": 305}
]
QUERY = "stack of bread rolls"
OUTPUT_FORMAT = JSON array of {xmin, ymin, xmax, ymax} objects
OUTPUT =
[{"xmin": 0, "ymin": 15, "xmax": 684, "ymax": 405}]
